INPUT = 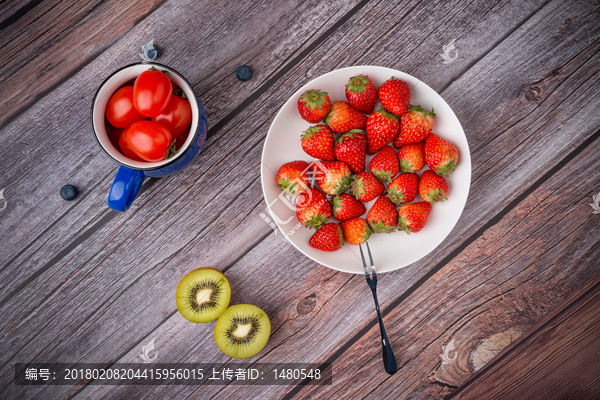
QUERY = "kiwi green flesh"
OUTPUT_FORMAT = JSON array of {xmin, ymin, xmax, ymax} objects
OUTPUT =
[
  {"xmin": 214, "ymin": 304, "xmax": 271, "ymax": 359},
  {"xmin": 176, "ymin": 268, "xmax": 231, "ymax": 323}
]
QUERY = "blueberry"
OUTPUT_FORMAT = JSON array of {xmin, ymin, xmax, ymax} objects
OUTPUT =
[
  {"xmin": 143, "ymin": 44, "xmax": 160, "ymax": 61},
  {"xmin": 236, "ymin": 65, "xmax": 252, "ymax": 81},
  {"xmin": 60, "ymin": 185, "xmax": 78, "ymax": 201}
]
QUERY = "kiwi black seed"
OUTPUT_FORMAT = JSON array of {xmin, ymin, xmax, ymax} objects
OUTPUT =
[
  {"xmin": 214, "ymin": 304, "xmax": 271, "ymax": 359},
  {"xmin": 176, "ymin": 268, "xmax": 231, "ymax": 323}
]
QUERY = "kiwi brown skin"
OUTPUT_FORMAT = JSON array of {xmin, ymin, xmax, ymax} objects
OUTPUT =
[
  {"xmin": 175, "ymin": 267, "xmax": 231, "ymax": 323},
  {"xmin": 177, "ymin": 267, "xmax": 230, "ymax": 286}
]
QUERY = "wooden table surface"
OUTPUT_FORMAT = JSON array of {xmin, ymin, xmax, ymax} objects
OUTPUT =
[{"xmin": 1, "ymin": 0, "xmax": 599, "ymax": 398}]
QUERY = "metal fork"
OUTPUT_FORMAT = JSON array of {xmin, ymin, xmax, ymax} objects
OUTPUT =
[{"xmin": 359, "ymin": 242, "xmax": 397, "ymax": 375}]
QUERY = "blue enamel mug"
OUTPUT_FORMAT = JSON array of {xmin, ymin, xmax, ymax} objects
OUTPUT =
[{"xmin": 91, "ymin": 63, "xmax": 207, "ymax": 212}]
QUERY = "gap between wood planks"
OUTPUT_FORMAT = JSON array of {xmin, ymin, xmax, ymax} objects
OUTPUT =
[{"xmin": 0, "ymin": 0, "xmax": 46, "ymax": 30}]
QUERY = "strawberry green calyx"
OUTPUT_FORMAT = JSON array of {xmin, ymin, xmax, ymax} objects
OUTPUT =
[
  {"xmin": 331, "ymin": 195, "xmax": 344, "ymax": 215},
  {"xmin": 305, "ymin": 214, "xmax": 329, "ymax": 230},
  {"xmin": 371, "ymin": 168, "xmax": 394, "ymax": 184},
  {"xmin": 408, "ymin": 105, "xmax": 435, "ymax": 118},
  {"xmin": 399, "ymin": 159, "xmax": 414, "ymax": 172},
  {"xmin": 300, "ymin": 90, "xmax": 329, "ymax": 111},
  {"xmin": 361, "ymin": 228, "xmax": 371, "ymax": 242},
  {"xmin": 335, "ymin": 129, "xmax": 364, "ymax": 145},
  {"xmin": 301, "ymin": 125, "xmax": 320, "ymax": 140},
  {"xmin": 351, "ymin": 176, "xmax": 366, "ymax": 199},
  {"xmin": 435, "ymin": 159, "xmax": 458, "ymax": 176},
  {"xmin": 368, "ymin": 220, "xmax": 396, "ymax": 234},
  {"xmin": 423, "ymin": 188, "xmax": 447, "ymax": 204},
  {"xmin": 332, "ymin": 176, "xmax": 351, "ymax": 195},
  {"xmin": 398, "ymin": 216, "xmax": 412, "ymax": 234},
  {"xmin": 346, "ymin": 75, "xmax": 370, "ymax": 93},
  {"xmin": 277, "ymin": 178, "xmax": 299, "ymax": 195},
  {"xmin": 323, "ymin": 109, "xmax": 334, "ymax": 126},
  {"xmin": 386, "ymin": 187, "xmax": 406, "ymax": 205},
  {"xmin": 375, "ymin": 107, "xmax": 398, "ymax": 121}
]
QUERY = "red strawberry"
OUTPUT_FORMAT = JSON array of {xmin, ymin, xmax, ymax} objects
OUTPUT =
[
  {"xmin": 369, "ymin": 145, "xmax": 399, "ymax": 183},
  {"xmin": 296, "ymin": 186, "xmax": 332, "ymax": 229},
  {"xmin": 298, "ymin": 89, "xmax": 331, "ymax": 123},
  {"xmin": 332, "ymin": 193, "xmax": 366, "ymax": 221},
  {"xmin": 397, "ymin": 143, "xmax": 425, "ymax": 173},
  {"xmin": 340, "ymin": 217, "xmax": 371, "ymax": 245},
  {"xmin": 366, "ymin": 107, "xmax": 399, "ymax": 154},
  {"xmin": 398, "ymin": 202, "xmax": 431, "ymax": 234},
  {"xmin": 392, "ymin": 134, "xmax": 410, "ymax": 149},
  {"xmin": 309, "ymin": 222, "xmax": 343, "ymax": 251},
  {"xmin": 387, "ymin": 172, "xmax": 418, "ymax": 205},
  {"xmin": 351, "ymin": 172, "xmax": 385, "ymax": 203},
  {"xmin": 301, "ymin": 125, "xmax": 335, "ymax": 161},
  {"xmin": 378, "ymin": 78, "xmax": 411, "ymax": 115},
  {"xmin": 324, "ymin": 101, "xmax": 368, "ymax": 133},
  {"xmin": 335, "ymin": 129, "xmax": 367, "ymax": 173},
  {"xmin": 312, "ymin": 161, "xmax": 352, "ymax": 195},
  {"xmin": 424, "ymin": 134, "xmax": 459, "ymax": 176},
  {"xmin": 276, "ymin": 160, "xmax": 310, "ymax": 195},
  {"xmin": 394, "ymin": 105, "xmax": 435, "ymax": 146},
  {"xmin": 419, "ymin": 170, "xmax": 448, "ymax": 204},
  {"xmin": 366, "ymin": 194, "xmax": 397, "ymax": 233},
  {"xmin": 345, "ymin": 75, "xmax": 377, "ymax": 114}
]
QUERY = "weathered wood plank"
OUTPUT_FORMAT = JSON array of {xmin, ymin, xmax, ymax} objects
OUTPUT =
[
  {"xmin": 0, "ymin": 0, "xmax": 364, "ymax": 300},
  {"xmin": 26, "ymin": 1, "xmax": 599, "ymax": 399},
  {"xmin": 447, "ymin": 271, "xmax": 600, "ymax": 400},
  {"xmin": 290, "ymin": 126, "xmax": 600, "ymax": 399},
  {"xmin": 1, "ymin": 0, "xmax": 598, "ymax": 399},
  {"xmin": 0, "ymin": 0, "xmax": 166, "ymax": 128}
]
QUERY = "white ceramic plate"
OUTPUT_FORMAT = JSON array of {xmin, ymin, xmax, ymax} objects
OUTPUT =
[{"xmin": 261, "ymin": 66, "xmax": 471, "ymax": 274}]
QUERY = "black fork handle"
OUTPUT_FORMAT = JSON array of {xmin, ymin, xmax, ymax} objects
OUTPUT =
[{"xmin": 367, "ymin": 279, "xmax": 397, "ymax": 375}]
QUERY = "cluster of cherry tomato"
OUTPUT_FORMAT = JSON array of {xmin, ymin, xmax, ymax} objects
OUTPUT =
[{"xmin": 105, "ymin": 67, "xmax": 192, "ymax": 162}]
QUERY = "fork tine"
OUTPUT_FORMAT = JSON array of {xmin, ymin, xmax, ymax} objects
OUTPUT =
[
  {"xmin": 365, "ymin": 242, "xmax": 376, "ymax": 277},
  {"xmin": 359, "ymin": 243, "xmax": 369, "ymax": 276}
]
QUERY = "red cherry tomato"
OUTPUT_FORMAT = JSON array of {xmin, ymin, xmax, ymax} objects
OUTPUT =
[
  {"xmin": 174, "ymin": 127, "xmax": 191, "ymax": 151},
  {"xmin": 105, "ymin": 86, "xmax": 145, "ymax": 128},
  {"xmin": 124, "ymin": 121, "xmax": 173, "ymax": 162},
  {"xmin": 133, "ymin": 69, "xmax": 172, "ymax": 118},
  {"xmin": 118, "ymin": 128, "xmax": 145, "ymax": 162},
  {"xmin": 108, "ymin": 127, "xmax": 123, "ymax": 150},
  {"xmin": 153, "ymin": 94, "xmax": 192, "ymax": 138}
]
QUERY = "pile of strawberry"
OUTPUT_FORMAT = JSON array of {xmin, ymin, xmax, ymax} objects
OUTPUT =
[{"xmin": 275, "ymin": 75, "xmax": 459, "ymax": 252}]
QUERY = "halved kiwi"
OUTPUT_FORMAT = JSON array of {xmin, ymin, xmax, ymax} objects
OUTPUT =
[
  {"xmin": 176, "ymin": 267, "xmax": 231, "ymax": 323},
  {"xmin": 214, "ymin": 304, "xmax": 271, "ymax": 359}
]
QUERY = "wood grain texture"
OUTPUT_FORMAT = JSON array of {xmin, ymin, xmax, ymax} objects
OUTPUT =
[
  {"xmin": 0, "ymin": 0, "xmax": 364, "ymax": 294},
  {"xmin": 447, "ymin": 271, "xmax": 600, "ymax": 400},
  {"xmin": 292, "ymin": 119, "xmax": 600, "ymax": 400},
  {"xmin": 0, "ymin": 0, "xmax": 166, "ymax": 129},
  {"xmin": 0, "ymin": 0, "xmax": 598, "ymax": 398},
  {"xmin": 73, "ymin": 0, "xmax": 600, "ymax": 399}
]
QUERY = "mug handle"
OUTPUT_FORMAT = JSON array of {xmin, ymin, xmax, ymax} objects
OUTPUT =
[{"xmin": 107, "ymin": 166, "xmax": 145, "ymax": 212}]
